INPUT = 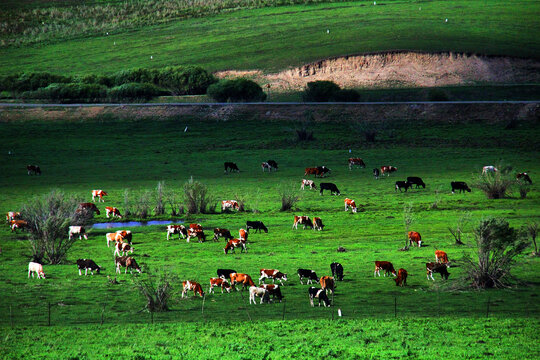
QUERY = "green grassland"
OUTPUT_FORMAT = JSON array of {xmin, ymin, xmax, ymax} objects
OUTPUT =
[
  {"xmin": 0, "ymin": 109, "xmax": 539, "ymax": 357},
  {"xmin": 1, "ymin": 0, "xmax": 539, "ymax": 76}
]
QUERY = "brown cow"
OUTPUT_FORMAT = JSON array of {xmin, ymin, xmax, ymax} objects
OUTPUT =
[
  {"xmin": 435, "ymin": 250, "xmax": 449, "ymax": 264},
  {"xmin": 208, "ymin": 278, "xmax": 232, "ymax": 293},
  {"xmin": 408, "ymin": 231, "xmax": 422, "ymax": 247},
  {"xmin": 167, "ymin": 225, "xmax": 187, "ymax": 240},
  {"xmin": 374, "ymin": 261, "xmax": 397, "ymax": 277},
  {"xmin": 115, "ymin": 256, "xmax": 141, "ymax": 274},
  {"xmin": 6, "ymin": 211, "xmax": 21, "ymax": 222},
  {"xmin": 320, "ymin": 276, "xmax": 335, "ymax": 295},
  {"xmin": 182, "ymin": 280, "xmax": 205, "ymax": 297},
  {"xmin": 259, "ymin": 269, "xmax": 287, "ymax": 285},
  {"xmin": 10, "ymin": 220, "xmax": 28, "ymax": 232},
  {"xmin": 105, "ymin": 206, "xmax": 122, "ymax": 219},
  {"xmin": 380, "ymin": 166, "xmax": 397, "ymax": 176},
  {"xmin": 394, "ymin": 268, "xmax": 408, "ymax": 287},
  {"xmin": 78, "ymin": 203, "xmax": 101, "ymax": 216},
  {"xmin": 293, "ymin": 215, "xmax": 313, "ymax": 229},
  {"xmin": 224, "ymin": 239, "xmax": 246, "ymax": 254},
  {"xmin": 313, "ymin": 217, "xmax": 324, "ymax": 231},
  {"xmin": 230, "ymin": 273, "xmax": 255, "ymax": 291},
  {"xmin": 348, "ymin": 158, "xmax": 366, "ymax": 170},
  {"xmin": 92, "ymin": 190, "xmax": 108, "ymax": 202},
  {"xmin": 213, "ymin": 228, "xmax": 233, "ymax": 242},
  {"xmin": 426, "ymin": 262, "xmax": 450, "ymax": 280}
]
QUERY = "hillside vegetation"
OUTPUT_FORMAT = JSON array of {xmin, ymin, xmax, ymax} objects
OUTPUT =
[{"xmin": 0, "ymin": 0, "xmax": 539, "ymax": 76}]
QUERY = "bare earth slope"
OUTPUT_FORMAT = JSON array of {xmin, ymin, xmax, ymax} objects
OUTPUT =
[{"xmin": 217, "ymin": 52, "xmax": 540, "ymax": 91}]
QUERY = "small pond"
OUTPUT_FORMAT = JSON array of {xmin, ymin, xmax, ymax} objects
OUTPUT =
[{"xmin": 92, "ymin": 220, "xmax": 184, "ymax": 229}]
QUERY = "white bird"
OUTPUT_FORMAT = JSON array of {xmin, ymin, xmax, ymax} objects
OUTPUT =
[
  {"xmin": 150, "ymin": 55, "xmax": 153, "ymax": 59},
  {"xmin": 445, "ymin": 18, "xmax": 448, "ymax": 22},
  {"xmin": 326, "ymin": 29, "xmax": 330, "ymax": 34},
  {"xmin": 184, "ymin": 126, "xmax": 188, "ymax": 132},
  {"xmin": 373, "ymin": 1, "xmax": 376, "ymax": 4}
]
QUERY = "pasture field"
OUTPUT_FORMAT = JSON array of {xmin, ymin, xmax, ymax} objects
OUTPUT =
[
  {"xmin": 0, "ymin": 107, "xmax": 539, "ymax": 358},
  {"xmin": 1, "ymin": 0, "xmax": 539, "ymax": 75}
]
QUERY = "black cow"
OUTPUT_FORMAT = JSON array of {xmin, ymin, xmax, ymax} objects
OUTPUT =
[
  {"xmin": 298, "ymin": 269, "xmax": 319, "ymax": 284},
  {"xmin": 330, "ymin": 262, "xmax": 344, "ymax": 281},
  {"xmin": 76, "ymin": 259, "xmax": 101, "ymax": 276},
  {"xmin": 213, "ymin": 228, "xmax": 233, "ymax": 241},
  {"xmin": 317, "ymin": 166, "xmax": 331, "ymax": 175},
  {"xmin": 27, "ymin": 165, "xmax": 41, "ymax": 176},
  {"xmin": 246, "ymin": 221, "xmax": 268, "ymax": 233},
  {"xmin": 395, "ymin": 181, "xmax": 410, "ymax": 192},
  {"xmin": 267, "ymin": 160, "xmax": 278, "ymax": 170},
  {"xmin": 319, "ymin": 183, "xmax": 340, "ymax": 196},
  {"xmin": 407, "ymin": 177, "xmax": 426, "ymax": 189},
  {"xmin": 224, "ymin": 162, "xmax": 239, "ymax": 173},
  {"xmin": 451, "ymin": 181, "xmax": 471, "ymax": 194},
  {"xmin": 308, "ymin": 287, "xmax": 331, "ymax": 307},
  {"xmin": 426, "ymin": 262, "xmax": 450, "ymax": 280},
  {"xmin": 217, "ymin": 269, "xmax": 237, "ymax": 280},
  {"xmin": 262, "ymin": 284, "xmax": 284, "ymax": 302},
  {"xmin": 373, "ymin": 168, "xmax": 380, "ymax": 179}
]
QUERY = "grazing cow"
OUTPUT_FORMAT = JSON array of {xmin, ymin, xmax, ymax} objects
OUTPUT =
[
  {"xmin": 408, "ymin": 231, "xmax": 422, "ymax": 247},
  {"xmin": 373, "ymin": 168, "xmax": 380, "ymax": 179},
  {"xmin": 298, "ymin": 269, "xmax": 319, "ymax": 284},
  {"xmin": 517, "ymin": 172, "xmax": 532, "ymax": 184},
  {"xmin": 114, "ymin": 241, "xmax": 133, "ymax": 257},
  {"xmin": 293, "ymin": 215, "xmax": 313, "ymax": 230},
  {"xmin": 344, "ymin": 198, "xmax": 357, "ymax": 213},
  {"xmin": 115, "ymin": 256, "xmax": 141, "ymax": 274},
  {"xmin": 394, "ymin": 268, "xmax": 408, "ymax": 287},
  {"xmin": 261, "ymin": 162, "xmax": 272, "ymax": 172},
  {"xmin": 261, "ymin": 284, "xmax": 284, "ymax": 302},
  {"xmin": 249, "ymin": 286, "xmax": 269, "ymax": 304},
  {"xmin": 308, "ymin": 287, "xmax": 331, "ymax": 307},
  {"xmin": 213, "ymin": 228, "xmax": 233, "ymax": 242},
  {"xmin": 10, "ymin": 220, "xmax": 28, "ymax": 232},
  {"xmin": 27, "ymin": 165, "xmax": 41, "ymax": 175},
  {"xmin": 305, "ymin": 166, "xmax": 330, "ymax": 178},
  {"xmin": 348, "ymin": 158, "xmax": 366, "ymax": 170},
  {"xmin": 106, "ymin": 233, "xmax": 118, "ymax": 247},
  {"xmin": 28, "ymin": 262, "xmax": 45, "ymax": 279},
  {"xmin": 374, "ymin": 261, "xmax": 397, "ymax": 277},
  {"xmin": 246, "ymin": 221, "xmax": 268, "ymax": 233},
  {"xmin": 182, "ymin": 280, "xmax": 205, "ymax": 298},
  {"xmin": 68, "ymin": 226, "xmax": 88, "ymax": 240},
  {"xmin": 224, "ymin": 162, "xmax": 240, "ymax": 173},
  {"xmin": 6, "ymin": 211, "xmax": 21, "ymax": 222},
  {"xmin": 76, "ymin": 259, "xmax": 100, "ymax": 276},
  {"xmin": 217, "ymin": 269, "xmax": 237, "ymax": 280},
  {"xmin": 189, "ymin": 223, "xmax": 203, "ymax": 232},
  {"xmin": 407, "ymin": 177, "xmax": 426, "ymax": 189},
  {"xmin": 435, "ymin": 250, "xmax": 449, "ymax": 264},
  {"xmin": 78, "ymin": 203, "xmax": 100, "ymax": 216},
  {"xmin": 239, "ymin": 228, "xmax": 248, "ymax": 242},
  {"xmin": 105, "ymin": 206, "xmax": 122, "ymax": 219},
  {"xmin": 267, "ymin": 160, "xmax": 278, "ymax": 170},
  {"xmin": 320, "ymin": 276, "xmax": 335, "ymax": 295},
  {"xmin": 301, "ymin": 179, "xmax": 316, "ymax": 190},
  {"xmin": 451, "ymin": 181, "xmax": 471, "ymax": 194},
  {"xmin": 187, "ymin": 229, "xmax": 206, "ymax": 243},
  {"xmin": 381, "ymin": 166, "xmax": 397, "ymax": 176},
  {"xmin": 209, "ymin": 277, "xmax": 232, "ymax": 294},
  {"xmin": 482, "ymin": 166, "xmax": 498, "ymax": 174},
  {"xmin": 221, "ymin": 200, "xmax": 240, "ymax": 212},
  {"xmin": 259, "ymin": 269, "xmax": 288, "ymax": 285},
  {"xmin": 313, "ymin": 217, "xmax": 324, "ymax": 231},
  {"xmin": 167, "ymin": 224, "xmax": 187, "ymax": 240},
  {"xmin": 426, "ymin": 262, "xmax": 450, "ymax": 280},
  {"xmin": 395, "ymin": 181, "xmax": 410, "ymax": 192},
  {"xmin": 319, "ymin": 182, "xmax": 340, "ymax": 196},
  {"xmin": 230, "ymin": 273, "xmax": 255, "ymax": 290},
  {"xmin": 91, "ymin": 190, "xmax": 108, "ymax": 202},
  {"xmin": 115, "ymin": 230, "xmax": 132, "ymax": 244},
  {"xmin": 330, "ymin": 262, "xmax": 344, "ymax": 281},
  {"xmin": 224, "ymin": 239, "xmax": 247, "ymax": 254}
]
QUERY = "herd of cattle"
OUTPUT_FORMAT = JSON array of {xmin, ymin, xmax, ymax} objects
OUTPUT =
[{"xmin": 9, "ymin": 159, "xmax": 534, "ymax": 307}]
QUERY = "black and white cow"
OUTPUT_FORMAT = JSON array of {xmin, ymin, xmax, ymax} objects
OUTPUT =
[
  {"xmin": 451, "ymin": 181, "xmax": 472, "ymax": 194},
  {"xmin": 308, "ymin": 287, "xmax": 331, "ymax": 307},
  {"xmin": 330, "ymin": 262, "xmax": 344, "ymax": 281},
  {"xmin": 217, "ymin": 269, "xmax": 237, "ymax": 280},
  {"xmin": 406, "ymin": 177, "xmax": 426, "ymax": 189},
  {"xmin": 319, "ymin": 183, "xmax": 340, "ymax": 196},
  {"xmin": 267, "ymin": 160, "xmax": 278, "ymax": 170},
  {"xmin": 297, "ymin": 269, "xmax": 319, "ymax": 284},
  {"xmin": 395, "ymin": 181, "xmax": 411, "ymax": 192},
  {"xmin": 426, "ymin": 262, "xmax": 450, "ymax": 280},
  {"xmin": 246, "ymin": 221, "xmax": 268, "ymax": 233},
  {"xmin": 76, "ymin": 259, "xmax": 101, "ymax": 276},
  {"xmin": 373, "ymin": 168, "xmax": 380, "ymax": 179}
]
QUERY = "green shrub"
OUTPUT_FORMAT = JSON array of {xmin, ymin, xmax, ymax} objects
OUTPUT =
[
  {"xmin": 302, "ymin": 81, "xmax": 341, "ymax": 102},
  {"xmin": 112, "ymin": 68, "xmax": 159, "ymax": 86},
  {"xmin": 21, "ymin": 83, "xmax": 107, "ymax": 101},
  {"xmin": 1, "ymin": 72, "xmax": 72, "ymax": 92},
  {"xmin": 207, "ymin": 78, "xmax": 266, "ymax": 102},
  {"xmin": 108, "ymin": 82, "xmax": 165, "ymax": 100},
  {"xmin": 334, "ymin": 88, "xmax": 361, "ymax": 102},
  {"xmin": 0, "ymin": 73, "xmax": 21, "ymax": 92},
  {"xmin": 77, "ymin": 74, "xmax": 114, "ymax": 87},
  {"xmin": 157, "ymin": 66, "xmax": 216, "ymax": 95}
]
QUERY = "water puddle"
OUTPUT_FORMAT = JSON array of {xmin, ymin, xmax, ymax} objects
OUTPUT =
[{"xmin": 92, "ymin": 220, "xmax": 184, "ymax": 229}]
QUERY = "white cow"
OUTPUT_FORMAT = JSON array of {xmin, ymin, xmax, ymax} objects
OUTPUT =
[
  {"xmin": 301, "ymin": 179, "xmax": 316, "ymax": 190},
  {"xmin": 482, "ymin": 166, "xmax": 498, "ymax": 174},
  {"xmin": 28, "ymin": 262, "xmax": 45, "ymax": 279},
  {"xmin": 114, "ymin": 242, "xmax": 133, "ymax": 257},
  {"xmin": 68, "ymin": 226, "xmax": 88, "ymax": 240},
  {"xmin": 249, "ymin": 286, "xmax": 269, "ymax": 304}
]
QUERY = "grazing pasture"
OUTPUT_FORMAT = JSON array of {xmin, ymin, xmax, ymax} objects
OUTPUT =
[{"xmin": 0, "ymin": 108, "xmax": 539, "ymax": 356}]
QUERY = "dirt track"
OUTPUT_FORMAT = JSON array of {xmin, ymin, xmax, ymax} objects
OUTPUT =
[{"xmin": 216, "ymin": 52, "xmax": 540, "ymax": 91}]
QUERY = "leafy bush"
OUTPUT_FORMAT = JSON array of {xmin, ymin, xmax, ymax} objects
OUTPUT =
[
  {"xmin": 464, "ymin": 218, "xmax": 527, "ymax": 288},
  {"xmin": 157, "ymin": 66, "xmax": 217, "ymax": 95},
  {"xmin": 302, "ymin": 81, "xmax": 341, "ymax": 102},
  {"xmin": 21, "ymin": 190, "xmax": 85, "ymax": 264},
  {"xmin": 207, "ymin": 78, "xmax": 267, "ymax": 102},
  {"xmin": 280, "ymin": 186, "xmax": 300, "ymax": 212},
  {"xmin": 108, "ymin": 83, "xmax": 165, "ymax": 100},
  {"xmin": 473, "ymin": 171, "xmax": 515, "ymax": 199},
  {"xmin": 21, "ymin": 83, "xmax": 107, "ymax": 101},
  {"xmin": 77, "ymin": 74, "xmax": 114, "ymax": 87},
  {"xmin": 0, "ymin": 72, "xmax": 72, "ymax": 92},
  {"xmin": 112, "ymin": 68, "xmax": 159, "ymax": 86},
  {"xmin": 134, "ymin": 269, "xmax": 174, "ymax": 312}
]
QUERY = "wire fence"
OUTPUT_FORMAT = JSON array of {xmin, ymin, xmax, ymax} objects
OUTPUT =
[{"xmin": 1, "ymin": 290, "xmax": 538, "ymax": 327}]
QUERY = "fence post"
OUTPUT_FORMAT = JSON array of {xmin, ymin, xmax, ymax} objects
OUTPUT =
[
  {"xmin": 101, "ymin": 305, "xmax": 105, "ymax": 325},
  {"xmin": 239, "ymin": 289, "xmax": 252, "ymax": 322},
  {"xmin": 281, "ymin": 300, "xmax": 286, "ymax": 321},
  {"xmin": 201, "ymin": 294, "xmax": 206, "ymax": 316},
  {"xmin": 394, "ymin": 297, "xmax": 397, "ymax": 318},
  {"xmin": 331, "ymin": 291, "xmax": 335, "ymax": 320},
  {"xmin": 48, "ymin": 302, "xmax": 51, "ymax": 326},
  {"xmin": 10, "ymin": 305, "xmax": 13, "ymax": 328},
  {"xmin": 151, "ymin": 311, "xmax": 154, "ymax": 324},
  {"xmin": 486, "ymin": 297, "xmax": 490, "ymax": 318}
]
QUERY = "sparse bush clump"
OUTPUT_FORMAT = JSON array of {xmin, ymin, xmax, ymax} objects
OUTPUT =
[
  {"xmin": 473, "ymin": 171, "xmax": 515, "ymax": 199},
  {"xmin": 207, "ymin": 78, "xmax": 267, "ymax": 102},
  {"xmin": 21, "ymin": 83, "xmax": 107, "ymax": 102},
  {"xmin": 154, "ymin": 182, "xmax": 166, "ymax": 216},
  {"xmin": 108, "ymin": 83, "xmax": 166, "ymax": 100},
  {"xmin": 279, "ymin": 186, "xmax": 300, "ymax": 211},
  {"xmin": 464, "ymin": 218, "xmax": 527, "ymax": 288},
  {"xmin": 134, "ymin": 269, "xmax": 174, "ymax": 312},
  {"xmin": 183, "ymin": 178, "xmax": 215, "ymax": 214},
  {"xmin": 21, "ymin": 190, "xmax": 85, "ymax": 264},
  {"xmin": 132, "ymin": 190, "xmax": 153, "ymax": 218},
  {"xmin": 156, "ymin": 66, "xmax": 217, "ymax": 95}
]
